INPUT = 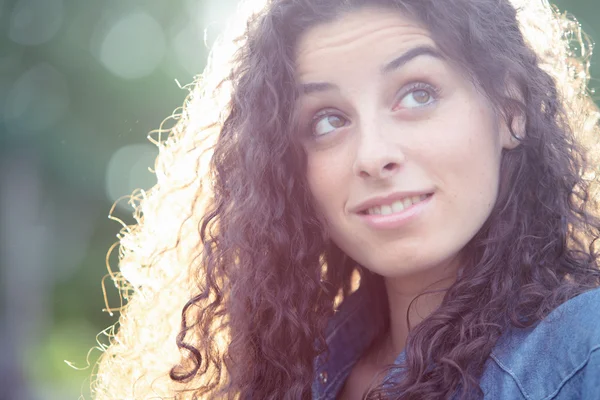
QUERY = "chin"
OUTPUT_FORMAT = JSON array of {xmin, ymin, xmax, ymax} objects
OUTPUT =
[{"xmin": 360, "ymin": 251, "xmax": 461, "ymax": 280}]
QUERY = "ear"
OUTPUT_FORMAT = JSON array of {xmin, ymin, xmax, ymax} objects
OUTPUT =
[
  {"xmin": 500, "ymin": 82, "xmax": 526, "ymax": 150},
  {"xmin": 501, "ymin": 112, "xmax": 526, "ymax": 150}
]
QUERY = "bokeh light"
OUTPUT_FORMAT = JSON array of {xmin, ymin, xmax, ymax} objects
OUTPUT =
[
  {"xmin": 171, "ymin": 22, "xmax": 206, "ymax": 77},
  {"xmin": 9, "ymin": 0, "xmax": 64, "ymax": 46},
  {"xmin": 105, "ymin": 143, "xmax": 158, "ymax": 209},
  {"xmin": 4, "ymin": 62, "xmax": 69, "ymax": 135},
  {"xmin": 96, "ymin": 11, "xmax": 166, "ymax": 80}
]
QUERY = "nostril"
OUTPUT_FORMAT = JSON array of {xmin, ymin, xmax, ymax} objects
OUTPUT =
[
  {"xmin": 355, "ymin": 158, "xmax": 402, "ymax": 179},
  {"xmin": 383, "ymin": 162, "xmax": 399, "ymax": 171}
]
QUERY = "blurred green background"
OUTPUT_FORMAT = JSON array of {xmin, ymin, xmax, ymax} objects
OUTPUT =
[{"xmin": 0, "ymin": 0, "xmax": 596, "ymax": 399}]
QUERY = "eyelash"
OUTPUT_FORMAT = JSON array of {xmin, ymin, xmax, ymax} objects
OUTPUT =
[
  {"xmin": 308, "ymin": 81, "xmax": 441, "ymax": 137},
  {"xmin": 396, "ymin": 81, "xmax": 441, "ymax": 107}
]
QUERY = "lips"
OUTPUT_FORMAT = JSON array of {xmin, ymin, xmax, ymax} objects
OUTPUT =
[{"xmin": 354, "ymin": 192, "xmax": 434, "ymax": 230}]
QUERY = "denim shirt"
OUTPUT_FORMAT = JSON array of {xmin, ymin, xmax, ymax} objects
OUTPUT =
[{"xmin": 312, "ymin": 285, "xmax": 600, "ymax": 399}]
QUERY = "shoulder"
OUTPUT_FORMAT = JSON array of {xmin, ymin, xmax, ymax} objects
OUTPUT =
[{"xmin": 480, "ymin": 287, "xmax": 600, "ymax": 399}]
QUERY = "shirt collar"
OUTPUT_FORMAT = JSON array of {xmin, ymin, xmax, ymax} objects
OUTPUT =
[{"xmin": 312, "ymin": 275, "xmax": 390, "ymax": 399}]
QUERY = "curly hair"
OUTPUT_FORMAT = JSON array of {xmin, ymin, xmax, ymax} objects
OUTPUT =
[{"xmin": 92, "ymin": 0, "xmax": 600, "ymax": 399}]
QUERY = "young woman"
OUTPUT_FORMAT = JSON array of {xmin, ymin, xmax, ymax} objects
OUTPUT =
[{"xmin": 93, "ymin": 0, "xmax": 600, "ymax": 398}]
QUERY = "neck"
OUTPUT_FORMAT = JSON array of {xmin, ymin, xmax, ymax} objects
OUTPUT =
[{"xmin": 382, "ymin": 266, "xmax": 457, "ymax": 362}]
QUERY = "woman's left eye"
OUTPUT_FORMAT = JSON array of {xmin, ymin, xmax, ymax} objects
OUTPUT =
[{"xmin": 395, "ymin": 84, "xmax": 438, "ymax": 110}]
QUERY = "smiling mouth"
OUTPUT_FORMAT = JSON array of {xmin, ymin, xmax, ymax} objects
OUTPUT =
[{"xmin": 359, "ymin": 193, "xmax": 432, "ymax": 216}]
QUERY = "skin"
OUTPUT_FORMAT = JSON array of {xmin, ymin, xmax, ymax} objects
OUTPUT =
[{"xmin": 295, "ymin": 7, "xmax": 520, "ymax": 398}]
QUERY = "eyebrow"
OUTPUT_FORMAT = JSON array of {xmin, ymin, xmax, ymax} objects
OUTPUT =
[
  {"xmin": 299, "ymin": 45, "xmax": 444, "ymax": 95},
  {"xmin": 381, "ymin": 45, "xmax": 444, "ymax": 74},
  {"xmin": 300, "ymin": 81, "xmax": 336, "ymax": 95}
]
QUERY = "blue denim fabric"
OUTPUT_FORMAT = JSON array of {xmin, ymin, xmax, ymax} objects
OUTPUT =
[{"xmin": 312, "ymin": 286, "xmax": 600, "ymax": 399}]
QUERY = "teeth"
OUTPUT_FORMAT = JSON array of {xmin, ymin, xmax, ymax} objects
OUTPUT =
[
  {"xmin": 365, "ymin": 194, "xmax": 428, "ymax": 215},
  {"xmin": 391, "ymin": 201, "xmax": 405, "ymax": 213},
  {"xmin": 380, "ymin": 205, "xmax": 393, "ymax": 215}
]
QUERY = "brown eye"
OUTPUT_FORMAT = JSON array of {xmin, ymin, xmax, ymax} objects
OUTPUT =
[
  {"xmin": 394, "ymin": 83, "xmax": 438, "ymax": 111},
  {"xmin": 412, "ymin": 89, "xmax": 431, "ymax": 104},
  {"xmin": 313, "ymin": 114, "xmax": 348, "ymax": 136}
]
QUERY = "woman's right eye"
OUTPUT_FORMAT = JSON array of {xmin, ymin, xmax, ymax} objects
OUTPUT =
[{"xmin": 312, "ymin": 114, "xmax": 348, "ymax": 137}]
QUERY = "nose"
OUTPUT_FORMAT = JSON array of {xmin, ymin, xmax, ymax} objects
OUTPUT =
[{"xmin": 352, "ymin": 123, "xmax": 405, "ymax": 180}]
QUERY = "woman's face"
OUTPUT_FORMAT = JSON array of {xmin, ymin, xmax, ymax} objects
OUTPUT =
[{"xmin": 295, "ymin": 8, "xmax": 517, "ymax": 279}]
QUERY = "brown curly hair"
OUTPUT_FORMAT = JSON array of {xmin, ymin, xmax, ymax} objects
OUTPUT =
[{"xmin": 92, "ymin": 0, "xmax": 600, "ymax": 399}]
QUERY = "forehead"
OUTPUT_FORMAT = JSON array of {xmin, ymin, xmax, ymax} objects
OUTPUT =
[{"xmin": 295, "ymin": 7, "xmax": 436, "ymax": 76}]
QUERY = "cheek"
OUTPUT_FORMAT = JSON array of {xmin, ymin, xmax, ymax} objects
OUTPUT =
[
  {"xmin": 306, "ymin": 150, "xmax": 347, "ymax": 214},
  {"xmin": 442, "ymin": 104, "xmax": 502, "ymax": 173},
  {"xmin": 425, "ymin": 105, "xmax": 503, "ymax": 213},
  {"xmin": 447, "ymin": 130, "xmax": 503, "ymax": 216}
]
